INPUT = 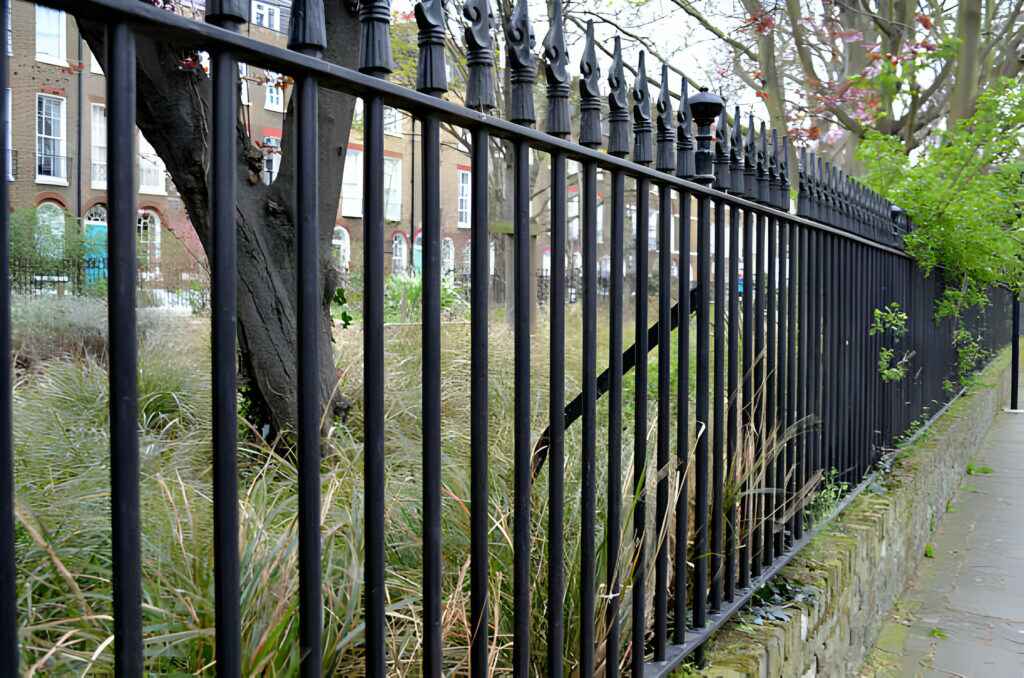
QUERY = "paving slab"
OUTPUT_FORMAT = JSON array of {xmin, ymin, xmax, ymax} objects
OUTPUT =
[{"xmin": 863, "ymin": 412, "xmax": 1024, "ymax": 678}]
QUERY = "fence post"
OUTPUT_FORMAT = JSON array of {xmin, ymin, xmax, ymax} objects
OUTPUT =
[{"xmin": 1012, "ymin": 293, "xmax": 1020, "ymax": 411}]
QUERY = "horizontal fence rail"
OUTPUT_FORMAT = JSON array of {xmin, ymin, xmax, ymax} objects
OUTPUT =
[{"xmin": 2, "ymin": 0, "xmax": 1017, "ymax": 676}]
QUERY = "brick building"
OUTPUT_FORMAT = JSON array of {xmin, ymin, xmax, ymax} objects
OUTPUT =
[{"xmin": 4, "ymin": 0, "xmax": 478, "ymax": 288}]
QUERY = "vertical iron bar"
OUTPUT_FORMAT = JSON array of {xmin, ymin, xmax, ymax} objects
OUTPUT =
[
  {"xmin": 740, "ymin": 207, "xmax": 753, "ymax": 575},
  {"xmin": 581, "ymin": 160, "xmax": 598, "ymax": 674},
  {"xmin": 710, "ymin": 199, "xmax": 726, "ymax": 612},
  {"xmin": 673, "ymin": 189, "xmax": 691, "ymax": 646},
  {"xmin": 785, "ymin": 221, "xmax": 798, "ymax": 545},
  {"xmin": 632, "ymin": 175, "xmax": 650, "ymax": 675},
  {"xmin": 295, "ymin": 66, "xmax": 322, "ymax": 678},
  {"xmin": 107, "ymin": 23, "xmax": 143, "ymax": 677},
  {"xmin": 606, "ymin": 169, "xmax": 626, "ymax": 676},
  {"xmin": 421, "ymin": 113, "xmax": 443, "ymax": 676},
  {"xmin": 547, "ymin": 150, "xmax": 567, "ymax": 678},
  {"xmin": 0, "ymin": 0, "xmax": 14, "ymax": 671},
  {"xmin": 694, "ymin": 188, "xmax": 710, "ymax": 627},
  {"xmin": 752, "ymin": 211, "xmax": 766, "ymax": 577},
  {"xmin": 654, "ymin": 181, "xmax": 672, "ymax": 659},
  {"xmin": 725, "ymin": 203, "xmax": 739, "ymax": 600},
  {"xmin": 776, "ymin": 219, "xmax": 789, "ymax": 553},
  {"xmin": 364, "ymin": 94, "xmax": 387, "ymax": 678},
  {"xmin": 210, "ymin": 18, "xmax": 241, "ymax": 677},
  {"xmin": 764, "ymin": 215, "xmax": 777, "ymax": 567},
  {"xmin": 469, "ymin": 128, "xmax": 490, "ymax": 676},
  {"xmin": 512, "ymin": 138, "xmax": 532, "ymax": 678}
]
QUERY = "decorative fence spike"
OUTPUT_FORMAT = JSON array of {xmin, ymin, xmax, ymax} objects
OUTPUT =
[
  {"xmin": 631, "ymin": 52, "xmax": 653, "ymax": 165},
  {"xmin": 359, "ymin": 0, "xmax": 393, "ymax": 76},
  {"xmin": 780, "ymin": 137, "xmax": 791, "ymax": 212},
  {"xmin": 756, "ymin": 121, "xmax": 769, "ymax": 204},
  {"xmin": 729, "ymin": 105, "xmax": 743, "ymax": 195},
  {"xmin": 607, "ymin": 37, "xmax": 630, "ymax": 157},
  {"xmin": 289, "ymin": 0, "xmax": 326, "ymax": 53},
  {"xmin": 206, "ymin": 0, "xmax": 248, "ymax": 24},
  {"xmin": 713, "ymin": 107, "xmax": 730, "ymax": 191},
  {"xmin": 675, "ymin": 78, "xmax": 694, "ymax": 177},
  {"xmin": 688, "ymin": 87, "xmax": 724, "ymax": 184},
  {"xmin": 769, "ymin": 128, "xmax": 780, "ymax": 208},
  {"xmin": 797, "ymin": 146, "xmax": 809, "ymax": 216},
  {"xmin": 655, "ymin": 64, "xmax": 675, "ymax": 173},
  {"xmin": 542, "ymin": 0, "xmax": 570, "ymax": 137},
  {"xmin": 578, "ymin": 20, "xmax": 602, "ymax": 148},
  {"xmin": 415, "ymin": 0, "xmax": 447, "ymax": 95},
  {"xmin": 744, "ymin": 112, "xmax": 757, "ymax": 199},
  {"xmin": 506, "ymin": 0, "xmax": 537, "ymax": 126},
  {"xmin": 462, "ymin": 0, "xmax": 496, "ymax": 111}
]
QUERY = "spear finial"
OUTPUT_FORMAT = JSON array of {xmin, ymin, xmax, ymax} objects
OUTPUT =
[
  {"xmin": 769, "ymin": 127, "xmax": 781, "ymax": 207},
  {"xmin": 744, "ymin": 111, "xmax": 757, "ymax": 198},
  {"xmin": 655, "ymin": 63, "xmax": 675, "ymax": 173},
  {"xmin": 675, "ymin": 77, "xmax": 694, "ymax": 178},
  {"xmin": 729, "ymin": 105, "xmax": 743, "ymax": 195},
  {"xmin": 713, "ymin": 106, "xmax": 730, "ymax": 191},
  {"xmin": 780, "ymin": 136, "xmax": 791, "ymax": 212},
  {"xmin": 797, "ymin": 146, "xmax": 809, "ymax": 217},
  {"xmin": 756, "ymin": 121, "xmax": 769, "ymax": 204},
  {"xmin": 463, "ymin": 0, "xmax": 496, "ymax": 111},
  {"xmin": 631, "ymin": 51, "xmax": 653, "ymax": 165},
  {"xmin": 359, "ymin": 0, "xmax": 393, "ymax": 76},
  {"xmin": 578, "ymin": 20, "xmax": 602, "ymax": 148},
  {"xmin": 415, "ymin": 0, "xmax": 447, "ymax": 95},
  {"xmin": 506, "ymin": 0, "xmax": 537, "ymax": 126},
  {"xmin": 542, "ymin": 0, "xmax": 570, "ymax": 137},
  {"xmin": 607, "ymin": 36, "xmax": 630, "ymax": 157},
  {"xmin": 289, "ymin": 0, "xmax": 326, "ymax": 55}
]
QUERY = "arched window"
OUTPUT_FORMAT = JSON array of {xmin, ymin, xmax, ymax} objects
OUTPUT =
[
  {"xmin": 441, "ymin": 238, "xmax": 455, "ymax": 279},
  {"xmin": 83, "ymin": 204, "xmax": 108, "ymax": 260},
  {"xmin": 35, "ymin": 201, "xmax": 65, "ymax": 258},
  {"xmin": 333, "ymin": 226, "xmax": 351, "ymax": 273},
  {"xmin": 136, "ymin": 209, "xmax": 161, "ymax": 265},
  {"xmin": 412, "ymin": 232, "xmax": 423, "ymax": 273},
  {"xmin": 461, "ymin": 241, "xmax": 472, "ymax": 275},
  {"xmin": 392, "ymin": 232, "xmax": 407, "ymax": 275}
]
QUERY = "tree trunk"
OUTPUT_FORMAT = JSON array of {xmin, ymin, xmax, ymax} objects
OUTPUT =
[
  {"xmin": 949, "ymin": 1, "xmax": 982, "ymax": 126},
  {"xmin": 78, "ymin": 3, "xmax": 361, "ymax": 434}
]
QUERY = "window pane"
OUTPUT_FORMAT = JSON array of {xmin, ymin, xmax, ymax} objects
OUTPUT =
[
  {"xmin": 35, "ymin": 7, "xmax": 64, "ymax": 62},
  {"xmin": 342, "ymin": 149, "xmax": 363, "ymax": 217}
]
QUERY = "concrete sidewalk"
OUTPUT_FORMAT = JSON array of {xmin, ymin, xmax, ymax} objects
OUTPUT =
[{"xmin": 862, "ymin": 411, "xmax": 1024, "ymax": 677}]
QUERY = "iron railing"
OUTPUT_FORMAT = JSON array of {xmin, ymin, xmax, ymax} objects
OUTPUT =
[{"xmin": 0, "ymin": 0, "xmax": 1016, "ymax": 676}]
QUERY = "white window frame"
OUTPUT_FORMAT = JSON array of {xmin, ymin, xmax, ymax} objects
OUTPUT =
[
  {"xmin": 136, "ymin": 209, "xmax": 162, "ymax": 267},
  {"xmin": 333, "ymin": 226, "xmax": 351, "ymax": 272},
  {"xmin": 35, "ymin": 201, "xmax": 66, "ymax": 258},
  {"xmin": 383, "ymin": 106, "xmax": 403, "ymax": 136},
  {"xmin": 36, "ymin": 94, "xmax": 67, "ymax": 186},
  {"xmin": 457, "ymin": 169, "xmax": 471, "ymax": 229},
  {"xmin": 383, "ymin": 157, "xmax": 402, "ymax": 222},
  {"xmin": 568, "ymin": 191, "xmax": 580, "ymax": 241},
  {"xmin": 138, "ymin": 132, "xmax": 166, "ymax": 195},
  {"xmin": 35, "ymin": 7, "xmax": 67, "ymax": 66},
  {"xmin": 251, "ymin": 1, "xmax": 281, "ymax": 31},
  {"xmin": 90, "ymin": 104, "xmax": 106, "ymax": 190},
  {"xmin": 7, "ymin": 5, "xmax": 13, "ymax": 57},
  {"xmin": 264, "ymin": 71, "xmax": 285, "ymax": 112},
  {"xmin": 341, "ymin": 147, "xmax": 363, "ymax": 218}
]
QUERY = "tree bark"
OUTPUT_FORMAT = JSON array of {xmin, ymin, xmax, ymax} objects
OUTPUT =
[
  {"xmin": 949, "ymin": 0, "xmax": 983, "ymax": 126},
  {"xmin": 78, "ymin": 3, "xmax": 360, "ymax": 434}
]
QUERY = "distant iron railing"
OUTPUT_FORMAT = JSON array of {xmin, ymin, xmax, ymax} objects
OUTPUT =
[{"xmin": 0, "ymin": 1, "xmax": 1014, "ymax": 678}]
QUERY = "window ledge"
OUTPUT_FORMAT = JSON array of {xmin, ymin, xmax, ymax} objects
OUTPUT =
[
  {"xmin": 36, "ymin": 176, "xmax": 69, "ymax": 187},
  {"xmin": 139, "ymin": 187, "xmax": 167, "ymax": 196},
  {"xmin": 91, "ymin": 181, "xmax": 107, "ymax": 191},
  {"xmin": 35, "ymin": 54, "xmax": 68, "ymax": 67}
]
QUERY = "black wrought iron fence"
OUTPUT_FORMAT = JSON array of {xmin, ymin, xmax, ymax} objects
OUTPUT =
[{"xmin": 0, "ymin": 0, "xmax": 1015, "ymax": 677}]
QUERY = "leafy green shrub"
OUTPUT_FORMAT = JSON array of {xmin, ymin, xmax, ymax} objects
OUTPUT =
[{"xmin": 384, "ymin": 273, "xmax": 468, "ymax": 323}]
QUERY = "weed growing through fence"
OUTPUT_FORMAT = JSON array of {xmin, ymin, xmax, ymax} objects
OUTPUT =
[
  {"xmin": 924, "ymin": 544, "xmax": 936, "ymax": 559},
  {"xmin": 966, "ymin": 462, "xmax": 994, "ymax": 475}
]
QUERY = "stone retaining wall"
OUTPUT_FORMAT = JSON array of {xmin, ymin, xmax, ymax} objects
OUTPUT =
[{"xmin": 692, "ymin": 348, "xmax": 1015, "ymax": 678}]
